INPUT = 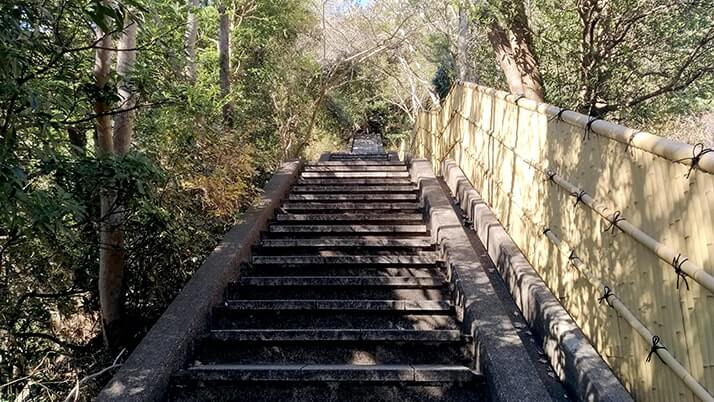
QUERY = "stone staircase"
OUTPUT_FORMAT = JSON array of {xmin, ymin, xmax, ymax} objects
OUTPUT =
[{"xmin": 169, "ymin": 152, "xmax": 488, "ymax": 401}]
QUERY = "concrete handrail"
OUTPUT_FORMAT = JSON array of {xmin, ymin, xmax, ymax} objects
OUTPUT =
[
  {"xmin": 440, "ymin": 159, "xmax": 632, "ymax": 402},
  {"xmin": 410, "ymin": 158, "xmax": 555, "ymax": 401},
  {"xmin": 98, "ymin": 160, "xmax": 303, "ymax": 401}
]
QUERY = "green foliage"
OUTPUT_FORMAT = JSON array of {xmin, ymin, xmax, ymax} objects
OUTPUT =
[
  {"xmin": 0, "ymin": 0, "xmax": 321, "ymax": 399},
  {"xmin": 432, "ymin": 64, "xmax": 455, "ymax": 101},
  {"xmin": 529, "ymin": 0, "xmax": 714, "ymax": 121}
]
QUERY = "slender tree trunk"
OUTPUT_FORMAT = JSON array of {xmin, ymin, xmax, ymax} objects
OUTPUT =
[
  {"xmin": 185, "ymin": 0, "xmax": 200, "ymax": 81},
  {"xmin": 456, "ymin": 0, "xmax": 473, "ymax": 82},
  {"xmin": 115, "ymin": 21, "xmax": 137, "ymax": 154},
  {"xmin": 96, "ymin": 15, "xmax": 138, "ymax": 349},
  {"xmin": 94, "ymin": 31, "xmax": 113, "ymax": 155},
  {"xmin": 488, "ymin": 0, "xmax": 545, "ymax": 102},
  {"xmin": 218, "ymin": 3, "xmax": 232, "ymax": 124},
  {"xmin": 94, "ymin": 24, "xmax": 120, "ymax": 348}
]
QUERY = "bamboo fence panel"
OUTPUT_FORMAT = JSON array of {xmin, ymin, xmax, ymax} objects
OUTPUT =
[{"xmin": 409, "ymin": 82, "xmax": 714, "ymax": 402}]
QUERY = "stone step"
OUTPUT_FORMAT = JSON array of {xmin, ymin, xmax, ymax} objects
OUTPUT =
[
  {"xmin": 243, "ymin": 264, "xmax": 442, "ymax": 276},
  {"xmin": 192, "ymin": 342, "xmax": 470, "ymax": 366},
  {"xmin": 291, "ymin": 185, "xmax": 416, "ymax": 193},
  {"xmin": 330, "ymin": 152, "xmax": 389, "ymax": 156},
  {"xmin": 275, "ymin": 214, "xmax": 423, "ymax": 223},
  {"xmin": 250, "ymin": 255, "xmax": 437, "ymax": 267},
  {"xmin": 282, "ymin": 202, "xmax": 420, "ymax": 211},
  {"xmin": 288, "ymin": 194, "xmax": 417, "ymax": 201},
  {"xmin": 226, "ymin": 287, "xmax": 449, "ymax": 301},
  {"xmin": 330, "ymin": 155, "xmax": 390, "ymax": 161},
  {"xmin": 170, "ymin": 381, "xmax": 490, "ymax": 402},
  {"xmin": 211, "ymin": 310, "xmax": 457, "ymax": 331},
  {"xmin": 237, "ymin": 276, "xmax": 446, "ymax": 288},
  {"xmin": 258, "ymin": 238, "xmax": 432, "ymax": 249},
  {"xmin": 304, "ymin": 166, "xmax": 407, "ymax": 172},
  {"xmin": 268, "ymin": 224, "xmax": 428, "ymax": 234},
  {"xmin": 176, "ymin": 364, "xmax": 479, "ymax": 383},
  {"xmin": 297, "ymin": 178, "xmax": 413, "ymax": 186},
  {"xmin": 309, "ymin": 161, "xmax": 405, "ymax": 166},
  {"xmin": 207, "ymin": 329, "xmax": 466, "ymax": 343},
  {"xmin": 253, "ymin": 248, "xmax": 434, "ymax": 256},
  {"xmin": 328, "ymin": 158, "xmax": 392, "ymax": 162},
  {"xmin": 301, "ymin": 172, "xmax": 410, "ymax": 178},
  {"xmin": 222, "ymin": 300, "xmax": 452, "ymax": 312}
]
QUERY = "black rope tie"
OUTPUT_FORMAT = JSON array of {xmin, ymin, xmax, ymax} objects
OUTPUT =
[
  {"xmin": 544, "ymin": 170, "xmax": 557, "ymax": 184},
  {"xmin": 583, "ymin": 117, "xmax": 600, "ymax": 140},
  {"xmin": 674, "ymin": 142, "xmax": 713, "ymax": 179},
  {"xmin": 514, "ymin": 94, "xmax": 526, "ymax": 104},
  {"xmin": 625, "ymin": 131, "xmax": 640, "ymax": 156},
  {"xmin": 646, "ymin": 335, "xmax": 667, "ymax": 363},
  {"xmin": 571, "ymin": 190, "xmax": 587, "ymax": 207},
  {"xmin": 568, "ymin": 250, "xmax": 579, "ymax": 264},
  {"xmin": 603, "ymin": 211, "xmax": 625, "ymax": 235},
  {"xmin": 549, "ymin": 108, "xmax": 569, "ymax": 122},
  {"xmin": 598, "ymin": 285, "xmax": 615, "ymax": 307},
  {"xmin": 542, "ymin": 228, "xmax": 552, "ymax": 235},
  {"xmin": 671, "ymin": 254, "xmax": 690, "ymax": 290}
]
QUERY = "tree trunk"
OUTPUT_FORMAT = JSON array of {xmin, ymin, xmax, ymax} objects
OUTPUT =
[
  {"xmin": 576, "ymin": 0, "xmax": 601, "ymax": 114},
  {"xmin": 185, "ymin": 0, "xmax": 200, "ymax": 81},
  {"xmin": 96, "ymin": 15, "xmax": 138, "ymax": 349},
  {"xmin": 488, "ymin": 23, "xmax": 525, "ymax": 95},
  {"xmin": 93, "ymin": 24, "xmax": 121, "ymax": 348},
  {"xmin": 218, "ymin": 3, "xmax": 232, "ymax": 124},
  {"xmin": 488, "ymin": 0, "xmax": 545, "ymax": 102},
  {"xmin": 94, "ymin": 30, "xmax": 113, "ymax": 155},
  {"xmin": 115, "ymin": 20, "xmax": 138, "ymax": 154},
  {"xmin": 508, "ymin": 2, "xmax": 545, "ymax": 102},
  {"xmin": 456, "ymin": 0, "xmax": 473, "ymax": 82}
]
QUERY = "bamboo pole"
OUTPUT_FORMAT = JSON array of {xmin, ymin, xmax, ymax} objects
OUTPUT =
[
  {"xmin": 547, "ymin": 171, "xmax": 714, "ymax": 295},
  {"xmin": 543, "ymin": 229, "xmax": 714, "ymax": 402},
  {"xmin": 460, "ymin": 82, "xmax": 714, "ymax": 175}
]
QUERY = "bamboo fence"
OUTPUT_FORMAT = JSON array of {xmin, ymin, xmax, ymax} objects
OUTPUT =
[{"xmin": 408, "ymin": 82, "xmax": 714, "ymax": 401}]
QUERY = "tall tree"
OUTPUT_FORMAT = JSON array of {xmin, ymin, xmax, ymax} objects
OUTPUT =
[
  {"xmin": 529, "ymin": 0, "xmax": 714, "ymax": 117},
  {"xmin": 185, "ymin": 0, "xmax": 201, "ymax": 81},
  {"xmin": 455, "ymin": 0, "xmax": 473, "ymax": 82},
  {"xmin": 218, "ymin": 2, "xmax": 232, "ymax": 123},
  {"xmin": 573, "ymin": 0, "xmax": 714, "ymax": 116},
  {"xmin": 115, "ymin": 20, "xmax": 138, "ymax": 154},
  {"xmin": 94, "ymin": 20, "xmax": 119, "ymax": 347},
  {"xmin": 96, "ymin": 13, "xmax": 139, "ymax": 348},
  {"xmin": 486, "ymin": 0, "xmax": 545, "ymax": 101}
]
